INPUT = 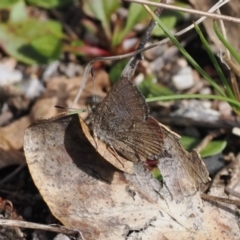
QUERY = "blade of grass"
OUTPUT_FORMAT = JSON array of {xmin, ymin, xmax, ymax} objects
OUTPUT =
[
  {"xmin": 194, "ymin": 23, "xmax": 235, "ymax": 100},
  {"xmin": 213, "ymin": 20, "xmax": 240, "ymax": 64},
  {"xmin": 146, "ymin": 93, "xmax": 240, "ymax": 108},
  {"xmin": 142, "ymin": 4, "xmax": 226, "ymax": 97}
]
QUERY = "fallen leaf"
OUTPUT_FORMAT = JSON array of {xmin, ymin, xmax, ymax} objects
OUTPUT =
[
  {"xmin": 0, "ymin": 148, "xmax": 25, "ymax": 170},
  {"xmin": 24, "ymin": 114, "xmax": 240, "ymax": 240},
  {"xmin": 0, "ymin": 116, "xmax": 30, "ymax": 150}
]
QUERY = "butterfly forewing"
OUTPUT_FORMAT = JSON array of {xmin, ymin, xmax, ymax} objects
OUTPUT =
[{"xmin": 91, "ymin": 77, "xmax": 163, "ymax": 162}]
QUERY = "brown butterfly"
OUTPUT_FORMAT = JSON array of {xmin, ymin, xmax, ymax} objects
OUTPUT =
[{"xmin": 91, "ymin": 77, "xmax": 164, "ymax": 162}]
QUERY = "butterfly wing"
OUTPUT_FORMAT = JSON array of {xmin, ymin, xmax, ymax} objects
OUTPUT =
[
  {"xmin": 113, "ymin": 116, "xmax": 163, "ymax": 161},
  {"xmin": 91, "ymin": 77, "xmax": 163, "ymax": 162},
  {"xmin": 92, "ymin": 77, "xmax": 148, "ymax": 125}
]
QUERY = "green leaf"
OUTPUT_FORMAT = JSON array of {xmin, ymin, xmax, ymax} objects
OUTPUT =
[
  {"xmin": 0, "ymin": 0, "xmax": 21, "ymax": 8},
  {"xmin": 0, "ymin": 0, "xmax": 27, "ymax": 22},
  {"xmin": 151, "ymin": 168, "xmax": 163, "ymax": 182},
  {"xmin": 152, "ymin": 13, "xmax": 179, "ymax": 37},
  {"xmin": 82, "ymin": 0, "xmax": 120, "ymax": 40},
  {"xmin": 180, "ymin": 136, "xmax": 227, "ymax": 158},
  {"xmin": 26, "ymin": 0, "xmax": 75, "ymax": 9},
  {"xmin": 180, "ymin": 136, "xmax": 201, "ymax": 151},
  {"xmin": 112, "ymin": 1, "xmax": 157, "ymax": 47},
  {"xmin": 0, "ymin": 19, "xmax": 63, "ymax": 64},
  {"xmin": 31, "ymin": 35, "xmax": 62, "ymax": 60},
  {"xmin": 112, "ymin": 3, "xmax": 149, "ymax": 47},
  {"xmin": 109, "ymin": 59, "xmax": 129, "ymax": 84},
  {"xmin": 9, "ymin": 0, "xmax": 27, "ymax": 22},
  {"xmin": 139, "ymin": 75, "xmax": 174, "ymax": 98},
  {"xmin": 200, "ymin": 140, "xmax": 227, "ymax": 158}
]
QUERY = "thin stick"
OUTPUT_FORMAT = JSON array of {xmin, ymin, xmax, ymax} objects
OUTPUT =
[
  {"xmin": 72, "ymin": 0, "xmax": 229, "ymax": 107},
  {"xmin": 201, "ymin": 193, "xmax": 240, "ymax": 207},
  {"xmin": 125, "ymin": 0, "xmax": 240, "ymax": 23},
  {"xmin": 0, "ymin": 165, "xmax": 25, "ymax": 186},
  {"xmin": 0, "ymin": 219, "xmax": 84, "ymax": 239},
  {"xmin": 225, "ymin": 186, "xmax": 240, "ymax": 199},
  {"xmin": 121, "ymin": 0, "xmax": 167, "ymax": 79}
]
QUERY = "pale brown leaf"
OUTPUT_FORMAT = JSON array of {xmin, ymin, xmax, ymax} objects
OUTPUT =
[{"xmin": 23, "ymin": 114, "xmax": 240, "ymax": 240}]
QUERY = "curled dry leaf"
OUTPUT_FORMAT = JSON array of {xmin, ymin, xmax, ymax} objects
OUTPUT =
[{"xmin": 23, "ymin": 114, "xmax": 240, "ymax": 240}]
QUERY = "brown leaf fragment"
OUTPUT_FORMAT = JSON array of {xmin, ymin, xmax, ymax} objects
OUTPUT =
[
  {"xmin": 24, "ymin": 114, "xmax": 240, "ymax": 240},
  {"xmin": 0, "ymin": 116, "xmax": 31, "ymax": 150},
  {"xmin": 157, "ymin": 123, "xmax": 210, "ymax": 193},
  {"xmin": 0, "ymin": 147, "xmax": 25, "ymax": 169}
]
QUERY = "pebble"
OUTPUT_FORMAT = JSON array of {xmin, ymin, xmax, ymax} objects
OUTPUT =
[
  {"xmin": 21, "ymin": 75, "xmax": 45, "ymax": 99},
  {"xmin": 218, "ymin": 101, "xmax": 232, "ymax": 117},
  {"xmin": 42, "ymin": 61, "xmax": 59, "ymax": 81},
  {"xmin": 53, "ymin": 234, "xmax": 71, "ymax": 240},
  {"xmin": 172, "ymin": 66, "xmax": 194, "ymax": 90},
  {"xmin": 0, "ymin": 64, "xmax": 22, "ymax": 85}
]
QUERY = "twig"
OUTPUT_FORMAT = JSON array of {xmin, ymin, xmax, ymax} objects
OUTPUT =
[
  {"xmin": 201, "ymin": 193, "xmax": 240, "ymax": 207},
  {"xmin": 225, "ymin": 186, "xmax": 240, "ymax": 199},
  {"xmin": 72, "ymin": 0, "xmax": 229, "ymax": 107},
  {"xmin": 121, "ymin": 0, "xmax": 167, "ymax": 79},
  {"xmin": 0, "ymin": 219, "xmax": 84, "ymax": 240},
  {"xmin": 125, "ymin": 0, "xmax": 240, "ymax": 23},
  {"xmin": 0, "ymin": 164, "xmax": 25, "ymax": 186}
]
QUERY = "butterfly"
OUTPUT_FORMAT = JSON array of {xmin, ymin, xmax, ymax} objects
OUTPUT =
[{"xmin": 91, "ymin": 77, "xmax": 164, "ymax": 162}]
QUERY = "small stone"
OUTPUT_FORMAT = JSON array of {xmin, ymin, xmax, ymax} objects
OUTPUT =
[
  {"xmin": 172, "ymin": 66, "xmax": 194, "ymax": 90},
  {"xmin": 42, "ymin": 61, "xmax": 59, "ymax": 81},
  {"xmin": 53, "ymin": 234, "xmax": 71, "ymax": 240},
  {"xmin": 22, "ymin": 75, "xmax": 45, "ymax": 99},
  {"xmin": 199, "ymin": 87, "xmax": 211, "ymax": 95},
  {"xmin": 218, "ymin": 101, "xmax": 232, "ymax": 116},
  {"xmin": 0, "ymin": 64, "xmax": 22, "ymax": 85},
  {"xmin": 232, "ymin": 127, "xmax": 240, "ymax": 137}
]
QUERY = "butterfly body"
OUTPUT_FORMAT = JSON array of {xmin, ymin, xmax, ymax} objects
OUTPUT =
[{"xmin": 91, "ymin": 77, "xmax": 163, "ymax": 162}]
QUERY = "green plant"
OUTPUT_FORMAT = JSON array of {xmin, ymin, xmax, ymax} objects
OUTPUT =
[
  {"xmin": 79, "ymin": 0, "xmax": 183, "ymax": 54},
  {"xmin": 0, "ymin": 0, "xmax": 64, "ymax": 64}
]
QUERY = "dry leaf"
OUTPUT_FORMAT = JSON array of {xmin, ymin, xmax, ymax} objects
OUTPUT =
[
  {"xmin": 0, "ymin": 116, "xmax": 30, "ymax": 150},
  {"xmin": 0, "ymin": 148, "xmax": 25, "ymax": 169},
  {"xmin": 24, "ymin": 114, "xmax": 240, "ymax": 240}
]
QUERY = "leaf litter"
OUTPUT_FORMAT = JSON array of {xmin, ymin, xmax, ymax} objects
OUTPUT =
[{"xmin": 1, "ymin": 1, "xmax": 240, "ymax": 239}]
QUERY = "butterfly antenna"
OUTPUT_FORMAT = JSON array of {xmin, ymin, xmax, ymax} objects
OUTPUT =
[{"xmin": 55, "ymin": 105, "xmax": 87, "ymax": 114}]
